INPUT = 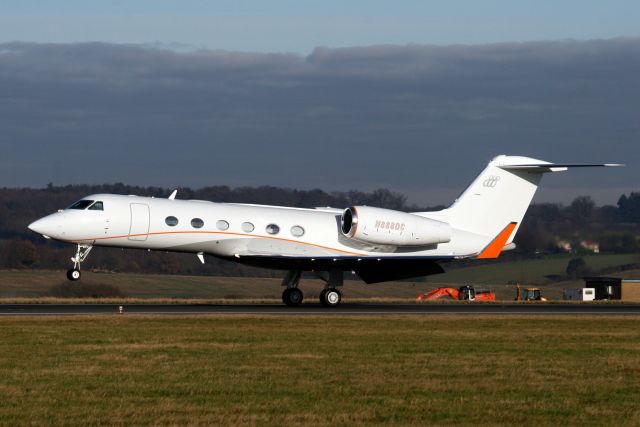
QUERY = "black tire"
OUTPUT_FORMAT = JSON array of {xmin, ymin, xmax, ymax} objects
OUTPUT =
[
  {"xmin": 319, "ymin": 288, "xmax": 328, "ymax": 305},
  {"xmin": 282, "ymin": 288, "xmax": 291, "ymax": 305},
  {"xmin": 282, "ymin": 288, "xmax": 303, "ymax": 306},
  {"xmin": 66, "ymin": 269, "xmax": 81, "ymax": 281},
  {"xmin": 321, "ymin": 288, "xmax": 341, "ymax": 307}
]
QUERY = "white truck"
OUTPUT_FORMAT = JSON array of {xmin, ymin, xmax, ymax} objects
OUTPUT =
[{"xmin": 563, "ymin": 288, "xmax": 596, "ymax": 301}]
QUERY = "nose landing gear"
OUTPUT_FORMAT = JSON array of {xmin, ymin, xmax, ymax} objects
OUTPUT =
[
  {"xmin": 67, "ymin": 244, "xmax": 93, "ymax": 281},
  {"xmin": 66, "ymin": 269, "xmax": 81, "ymax": 281}
]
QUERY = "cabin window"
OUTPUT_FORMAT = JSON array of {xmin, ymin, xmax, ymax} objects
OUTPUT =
[
  {"xmin": 216, "ymin": 220, "xmax": 229, "ymax": 231},
  {"xmin": 291, "ymin": 225, "xmax": 305, "ymax": 237},
  {"xmin": 241, "ymin": 222, "xmax": 255, "ymax": 233},
  {"xmin": 191, "ymin": 218, "xmax": 204, "ymax": 229},
  {"xmin": 165, "ymin": 216, "xmax": 179, "ymax": 226},
  {"xmin": 88, "ymin": 201, "xmax": 104, "ymax": 211},
  {"xmin": 68, "ymin": 200, "xmax": 94, "ymax": 210},
  {"xmin": 266, "ymin": 224, "xmax": 280, "ymax": 235}
]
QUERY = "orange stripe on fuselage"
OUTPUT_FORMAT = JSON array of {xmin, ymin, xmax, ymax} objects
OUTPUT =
[
  {"xmin": 74, "ymin": 230, "xmax": 367, "ymax": 257},
  {"xmin": 477, "ymin": 222, "xmax": 517, "ymax": 259}
]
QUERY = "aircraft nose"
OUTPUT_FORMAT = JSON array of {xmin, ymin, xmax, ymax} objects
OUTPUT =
[
  {"xmin": 28, "ymin": 214, "xmax": 63, "ymax": 238},
  {"xmin": 28, "ymin": 219, "xmax": 43, "ymax": 234}
]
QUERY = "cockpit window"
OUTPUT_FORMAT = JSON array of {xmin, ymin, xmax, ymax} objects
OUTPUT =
[
  {"xmin": 88, "ymin": 201, "xmax": 104, "ymax": 211},
  {"xmin": 68, "ymin": 200, "xmax": 94, "ymax": 210}
]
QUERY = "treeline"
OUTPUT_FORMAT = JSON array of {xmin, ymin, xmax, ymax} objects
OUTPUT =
[
  {"xmin": 0, "ymin": 183, "xmax": 412, "ymax": 240},
  {"xmin": 516, "ymin": 194, "xmax": 640, "ymax": 254},
  {"xmin": 0, "ymin": 184, "xmax": 639, "ymax": 276}
]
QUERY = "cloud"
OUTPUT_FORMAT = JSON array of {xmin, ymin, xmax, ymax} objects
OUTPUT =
[{"xmin": 0, "ymin": 39, "xmax": 637, "ymax": 204}]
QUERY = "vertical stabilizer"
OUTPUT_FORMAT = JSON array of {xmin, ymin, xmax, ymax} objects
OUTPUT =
[
  {"xmin": 435, "ymin": 155, "xmax": 621, "ymax": 257},
  {"xmin": 442, "ymin": 155, "xmax": 546, "ymax": 244}
]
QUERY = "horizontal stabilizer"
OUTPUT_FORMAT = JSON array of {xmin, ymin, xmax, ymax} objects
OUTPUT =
[{"xmin": 499, "ymin": 163, "xmax": 624, "ymax": 173}]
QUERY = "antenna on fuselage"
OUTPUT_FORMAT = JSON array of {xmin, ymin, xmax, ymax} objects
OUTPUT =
[{"xmin": 168, "ymin": 189, "xmax": 177, "ymax": 200}]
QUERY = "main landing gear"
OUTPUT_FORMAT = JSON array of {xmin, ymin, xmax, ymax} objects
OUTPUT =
[
  {"xmin": 319, "ymin": 288, "xmax": 342, "ymax": 307},
  {"xmin": 317, "ymin": 270, "xmax": 343, "ymax": 308},
  {"xmin": 66, "ymin": 244, "xmax": 93, "ymax": 281},
  {"xmin": 281, "ymin": 270, "xmax": 344, "ymax": 307},
  {"xmin": 281, "ymin": 271, "xmax": 303, "ymax": 306}
]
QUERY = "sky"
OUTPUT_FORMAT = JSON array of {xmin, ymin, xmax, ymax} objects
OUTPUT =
[
  {"xmin": 1, "ymin": 1, "xmax": 639, "ymax": 53},
  {"xmin": 0, "ymin": 2, "xmax": 638, "ymax": 205}
]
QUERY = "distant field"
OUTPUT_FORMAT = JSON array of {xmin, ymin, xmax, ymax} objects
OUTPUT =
[
  {"xmin": 0, "ymin": 270, "xmax": 431, "ymax": 300},
  {"xmin": 433, "ymin": 253, "xmax": 639, "ymax": 284},
  {"xmin": 1, "ymin": 315, "xmax": 639, "ymax": 426},
  {"xmin": 0, "ymin": 253, "xmax": 638, "ymax": 302}
]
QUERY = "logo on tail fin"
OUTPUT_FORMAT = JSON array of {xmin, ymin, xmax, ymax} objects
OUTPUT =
[{"xmin": 482, "ymin": 175, "xmax": 501, "ymax": 188}]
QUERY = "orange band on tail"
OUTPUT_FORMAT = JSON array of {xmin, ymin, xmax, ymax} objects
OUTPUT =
[{"xmin": 477, "ymin": 222, "xmax": 518, "ymax": 259}]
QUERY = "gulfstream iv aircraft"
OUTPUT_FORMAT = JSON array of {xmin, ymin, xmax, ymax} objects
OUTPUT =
[{"xmin": 28, "ymin": 155, "xmax": 621, "ymax": 306}]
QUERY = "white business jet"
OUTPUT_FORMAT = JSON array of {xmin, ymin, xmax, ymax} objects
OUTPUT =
[{"xmin": 28, "ymin": 155, "xmax": 621, "ymax": 306}]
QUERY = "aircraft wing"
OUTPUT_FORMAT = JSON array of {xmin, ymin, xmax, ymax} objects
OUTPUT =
[{"xmin": 218, "ymin": 254, "xmax": 451, "ymax": 284}]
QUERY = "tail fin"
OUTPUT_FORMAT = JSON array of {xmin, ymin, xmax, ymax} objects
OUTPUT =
[{"xmin": 440, "ymin": 155, "xmax": 622, "ymax": 256}]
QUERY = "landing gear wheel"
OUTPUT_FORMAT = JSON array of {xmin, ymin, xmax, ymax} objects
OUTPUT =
[
  {"xmin": 67, "ymin": 244, "xmax": 92, "ymax": 281},
  {"xmin": 66, "ymin": 269, "xmax": 81, "ymax": 281},
  {"xmin": 321, "ymin": 288, "xmax": 341, "ymax": 307},
  {"xmin": 319, "ymin": 288, "xmax": 328, "ymax": 304},
  {"xmin": 282, "ymin": 288, "xmax": 304, "ymax": 306}
]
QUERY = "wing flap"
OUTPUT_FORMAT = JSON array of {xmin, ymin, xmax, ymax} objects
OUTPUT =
[{"xmin": 354, "ymin": 261, "xmax": 445, "ymax": 284}]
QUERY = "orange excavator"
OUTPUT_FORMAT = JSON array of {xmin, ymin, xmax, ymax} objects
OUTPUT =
[{"xmin": 416, "ymin": 285, "xmax": 496, "ymax": 301}]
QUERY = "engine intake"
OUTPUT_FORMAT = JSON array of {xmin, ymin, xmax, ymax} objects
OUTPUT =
[{"xmin": 341, "ymin": 206, "xmax": 451, "ymax": 246}]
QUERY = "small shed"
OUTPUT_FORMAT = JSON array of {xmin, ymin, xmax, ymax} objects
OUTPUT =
[
  {"xmin": 583, "ymin": 277, "xmax": 640, "ymax": 301},
  {"xmin": 563, "ymin": 288, "xmax": 595, "ymax": 301}
]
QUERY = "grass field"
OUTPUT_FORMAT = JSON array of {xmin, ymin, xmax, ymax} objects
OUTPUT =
[{"xmin": 1, "ymin": 315, "xmax": 639, "ymax": 426}]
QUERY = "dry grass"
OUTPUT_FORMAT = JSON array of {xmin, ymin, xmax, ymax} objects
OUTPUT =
[
  {"xmin": 0, "ymin": 296, "xmax": 284, "ymax": 305},
  {"xmin": 1, "ymin": 315, "xmax": 640, "ymax": 425},
  {"xmin": 0, "ymin": 268, "xmax": 633, "ymax": 303},
  {"xmin": 0, "ymin": 296, "xmax": 633, "ymax": 305}
]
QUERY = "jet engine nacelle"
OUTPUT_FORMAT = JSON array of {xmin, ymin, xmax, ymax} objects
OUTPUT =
[{"xmin": 341, "ymin": 206, "xmax": 451, "ymax": 246}]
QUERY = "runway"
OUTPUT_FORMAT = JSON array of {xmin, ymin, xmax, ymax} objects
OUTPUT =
[{"xmin": 2, "ymin": 303, "xmax": 640, "ymax": 316}]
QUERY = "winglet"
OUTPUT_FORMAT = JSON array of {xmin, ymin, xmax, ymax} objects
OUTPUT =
[
  {"xmin": 477, "ymin": 222, "xmax": 518, "ymax": 259},
  {"xmin": 168, "ymin": 189, "xmax": 178, "ymax": 200}
]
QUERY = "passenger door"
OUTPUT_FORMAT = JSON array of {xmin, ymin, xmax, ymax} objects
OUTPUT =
[{"xmin": 129, "ymin": 203, "xmax": 150, "ymax": 241}]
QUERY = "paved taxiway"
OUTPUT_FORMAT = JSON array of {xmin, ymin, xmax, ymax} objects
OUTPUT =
[{"xmin": 2, "ymin": 303, "xmax": 640, "ymax": 316}]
